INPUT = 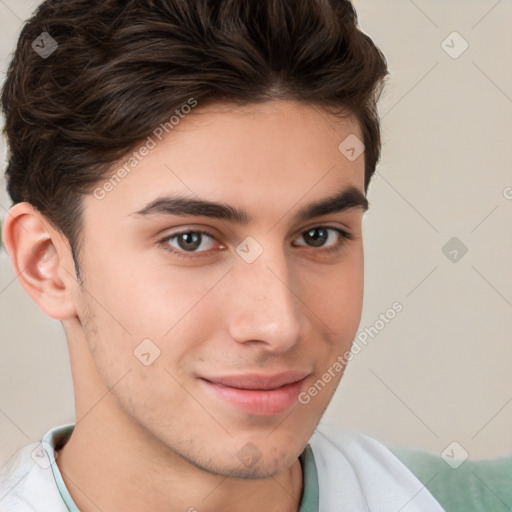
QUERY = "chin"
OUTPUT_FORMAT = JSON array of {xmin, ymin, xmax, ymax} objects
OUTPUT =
[
  {"xmin": 181, "ymin": 439, "xmax": 302, "ymax": 480},
  {"xmin": 211, "ymin": 454, "xmax": 297, "ymax": 480}
]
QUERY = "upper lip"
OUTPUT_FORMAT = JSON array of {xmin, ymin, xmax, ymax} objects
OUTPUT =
[{"xmin": 201, "ymin": 371, "xmax": 309, "ymax": 390}]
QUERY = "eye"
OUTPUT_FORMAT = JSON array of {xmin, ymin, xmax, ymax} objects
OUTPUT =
[
  {"xmin": 160, "ymin": 230, "xmax": 219, "ymax": 257},
  {"xmin": 159, "ymin": 226, "xmax": 352, "ymax": 259},
  {"xmin": 293, "ymin": 226, "xmax": 351, "ymax": 250}
]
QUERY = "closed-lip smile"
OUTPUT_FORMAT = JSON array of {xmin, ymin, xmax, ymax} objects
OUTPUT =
[{"xmin": 199, "ymin": 371, "xmax": 310, "ymax": 416}]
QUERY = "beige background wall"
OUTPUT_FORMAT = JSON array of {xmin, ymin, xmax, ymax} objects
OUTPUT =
[{"xmin": 1, "ymin": 0, "xmax": 511, "ymax": 463}]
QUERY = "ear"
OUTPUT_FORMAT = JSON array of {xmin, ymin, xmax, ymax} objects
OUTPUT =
[{"xmin": 2, "ymin": 202, "xmax": 78, "ymax": 320}]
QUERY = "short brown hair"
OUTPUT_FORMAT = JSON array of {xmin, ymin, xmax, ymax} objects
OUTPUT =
[{"xmin": 2, "ymin": 0, "xmax": 388, "ymax": 279}]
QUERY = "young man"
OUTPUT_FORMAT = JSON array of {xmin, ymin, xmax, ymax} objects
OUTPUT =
[{"xmin": 0, "ymin": 0, "xmax": 445, "ymax": 510}]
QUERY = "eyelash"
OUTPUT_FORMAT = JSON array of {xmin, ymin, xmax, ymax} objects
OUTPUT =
[{"xmin": 158, "ymin": 226, "xmax": 353, "ymax": 259}]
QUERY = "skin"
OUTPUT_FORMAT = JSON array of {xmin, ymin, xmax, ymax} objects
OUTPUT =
[{"xmin": 3, "ymin": 100, "xmax": 367, "ymax": 512}]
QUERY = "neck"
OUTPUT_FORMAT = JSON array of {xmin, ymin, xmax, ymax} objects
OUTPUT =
[{"xmin": 56, "ymin": 402, "xmax": 304, "ymax": 512}]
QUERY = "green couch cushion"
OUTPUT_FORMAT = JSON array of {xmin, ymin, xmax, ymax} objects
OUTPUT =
[{"xmin": 390, "ymin": 446, "xmax": 512, "ymax": 512}]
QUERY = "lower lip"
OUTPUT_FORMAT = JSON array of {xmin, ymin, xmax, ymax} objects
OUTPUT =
[{"xmin": 200, "ymin": 378, "xmax": 306, "ymax": 416}]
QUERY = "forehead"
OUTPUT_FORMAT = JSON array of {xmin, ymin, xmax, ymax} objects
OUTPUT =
[{"xmin": 84, "ymin": 100, "xmax": 365, "ymax": 224}]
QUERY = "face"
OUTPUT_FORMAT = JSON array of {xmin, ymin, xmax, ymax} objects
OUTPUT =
[{"xmin": 72, "ymin": 100, "xmax": 366, "ymax": 478}]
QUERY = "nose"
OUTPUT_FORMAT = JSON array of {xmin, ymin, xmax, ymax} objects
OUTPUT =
[{"xmin": 225, "ymin": 244, "xmax": 306, "ymax": 353}]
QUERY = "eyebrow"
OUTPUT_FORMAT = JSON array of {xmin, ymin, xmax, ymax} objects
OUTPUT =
[{"xmin": 131, "ymin": 185, "xmax": 368, "ymax": 223}]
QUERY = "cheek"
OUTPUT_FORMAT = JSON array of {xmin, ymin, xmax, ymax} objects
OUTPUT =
[
  {"xmin": 83, "ymin": 245, "xmax": 210, "ymax": 331},
  {"xmin": 78, "ymin": 252, "xmax": 229, "ymax": 374},
  {"xmin": 302, "ymin": 247, "xmax": 364, "ymax": 340}
]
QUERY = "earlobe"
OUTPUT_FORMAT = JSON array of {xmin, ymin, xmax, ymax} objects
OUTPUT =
[{"xmin": 2, "ymin": 202, "xmax": 78, "ymax": 320}]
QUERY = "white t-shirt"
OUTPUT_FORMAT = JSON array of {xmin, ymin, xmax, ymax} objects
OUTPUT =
[{"xmin": 0, "ymin": 423, "xmax": 445, "ymax": 511}]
